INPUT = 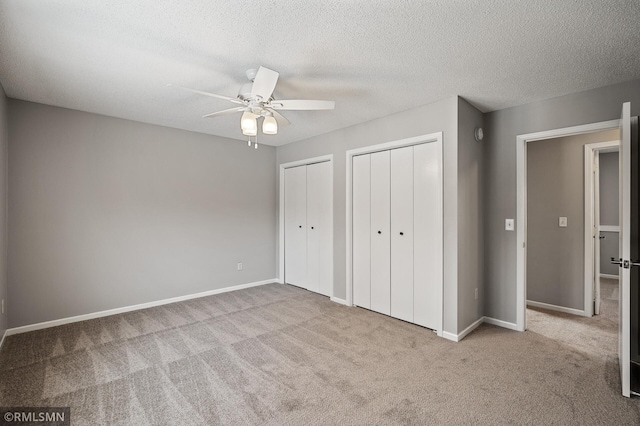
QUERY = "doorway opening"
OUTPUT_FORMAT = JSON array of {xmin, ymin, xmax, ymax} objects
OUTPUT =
[
  {"xmin": 520, "ymin": 125, "xmax": 622, "ymax": 347},
  {"xmin": 517, "ymin": 106, "xmax": 638, "ymax": 398},
  {"xmin": 523, "ymin": 129, "xmax": 621, "ymax": 361},
  {"xmin": 523, "ymin": 130, "xmax": 619, "ymax": 323},
  {"xmin": 516, "ymin": 119, "xmax": 620, "ymax": 331},
  {"xmin": 523, "ymin": 129, "xmax": 621, "ymax": 364}
]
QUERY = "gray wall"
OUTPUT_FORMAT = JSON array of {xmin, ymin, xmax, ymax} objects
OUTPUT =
[
  {"xmin": 599, "ymin": 151, "xmax": 619, "ymax": 277},
  {"xmin": 526, "ymin": 130, "xmax": 617, "ymax": 310},
  {"xmin": 0, "ymin": 84, "xmax": 7, "ymax": 337},
  {"xmin": 600, "ymin": 231, "xmax": 620, "ymax": 276},
  {"xmin": 276, "ymin": 96, "xmax": 463, "ymax": 335},
  {"xmin": 457, "ymin": 98, "xmax": 484, "ymax": 330},
  {"xmin": 484, "ymin": 79, "xmax": 640, "ymax": 323},
  {"xmin": 599, "ymin": 152, "xmax": 619, "ymax": 226},
  {"xmin": 8, "ymin": 100, "xmax": 277, "ymax": 328}
]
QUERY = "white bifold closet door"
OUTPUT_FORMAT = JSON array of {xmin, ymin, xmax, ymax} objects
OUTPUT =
[
  {"xmin": 284, "ymin": 161, "xmax": 332, "ymax": 296},
  {"xmin": 390, "ymin": 146, "xmax": 414, "ymax": 322},
  {"xmin": 306, "ymin": 161, "xmax": 331, "ymax": 296},
  {"xmin": 352, "ymin": 142, "xmax": 442, "ymax": 331},
  {"xmin": 413, "ymin": 142, "xmax": 442, "ymax": 329},
  {"xmin": 284, "ymin": 165, "xmax": 307, "ymax": 289},
  {"xmin": 370, "ymin": 150, "xmax": 391, "ymax": 315},
  {"xmin": 353, "ymin": 155, "xmax": 371, "ymax": 309}
]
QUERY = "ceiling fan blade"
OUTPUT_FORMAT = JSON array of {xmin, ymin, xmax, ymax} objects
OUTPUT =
[
  {"xmin": 167, "ymin": 84, "xmax": 244, "ymax": 105},
  {"xmin": 250, "ymin": 66, "xmax": 279, "ymax": 101},
  {"xmin": 269, "ymin": 99, "xmax": 335, "ymax": 110},
  {"xmin": 202, "ymin": 107, "xmax": 245, "ymax": 118},
  {"xmin": 265, "ymin": 108, "xmax": 290, "ymax": 127}
]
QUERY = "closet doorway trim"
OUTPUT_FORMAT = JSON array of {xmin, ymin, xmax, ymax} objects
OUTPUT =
[
  {"xmin": 345, "ymin": 132, "xmax": 443, "ymax": 313},
  {"xmin": 278, "ymin": 154, "xmax": 334, "ymax": 297}
]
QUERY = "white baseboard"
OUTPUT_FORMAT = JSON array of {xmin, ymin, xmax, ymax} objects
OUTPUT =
[
  {"xmin": 458, "ymin": 317, "xmax": 484, "ymax": 341},
  {"xmin": 442, "ymin": 316, "xmax": 485, "ymax": 342},
  {"xmin": 526, "ymin": 300, "xmax": 585, "ymax": 317},
  {"xmin": 600, "ymin": 274, "xmax": 619, "ymax": 280},
  {"xmin": 5, "ymin": 279, "xmax": 277, "ymax": 337},
  {"xmin": 442, "ymin": 331, "xmax": 458, "ymax": 342},
  {"xmin": 0, "ymin": 329, "xmax": 7, "ymax": 351},
  {"xmin": 483, "ymin": 316, "xmax": 520, "ymax": 331},
  {"xmin": 445, "ymin": 316, "xmax": 521, "ymax": 341},
  {"xmin": 330, "ymin": 297, "xmax": 348, "ymax": 306}
]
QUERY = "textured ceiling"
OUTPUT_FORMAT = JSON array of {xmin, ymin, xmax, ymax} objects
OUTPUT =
[{"xmin": 1, "ymin": 1, "xmax": 639, "ymax": 146}]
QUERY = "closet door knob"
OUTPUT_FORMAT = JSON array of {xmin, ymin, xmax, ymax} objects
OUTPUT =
[
  {"xmin": 299, "ymin": 225, "xmax": 302, "ymax": 228},
  {"xmin": 377, "ymin": 231, "xmax": 382, "ymax": 234},
  {"xmin": 311, "ymin": 226, "xmax": 314, "ymax": 229},
  {"xmin": 400, "ymin": 232, "xmax": 404, "ymax": 236}
]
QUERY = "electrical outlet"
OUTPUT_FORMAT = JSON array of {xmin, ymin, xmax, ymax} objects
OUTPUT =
[
  {"xmin": 475, "ymin": 288, "xmax": 478, "ymax": 300},
  {"xmin": 237, "ymin": 262, "xmax": 243, "ymax": 271},
  {"xmin": 559, "ymin": 217, "xmax": 568, "ymax": 227}
]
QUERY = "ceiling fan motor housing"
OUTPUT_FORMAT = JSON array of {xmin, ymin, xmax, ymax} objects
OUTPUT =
[
  {"xmin": 238, "ymin": 82, "xmax": 253, "ymax": 101},
  {"xmin": 245, "ymin": 68, "xmax": 257, "ymax": 81}
]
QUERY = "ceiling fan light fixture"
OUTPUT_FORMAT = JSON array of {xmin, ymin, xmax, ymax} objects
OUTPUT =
[
  {"xmin": 263, "ymin": 115, "xmax": 278, "ymax": 134},
  {"xmin": 242, "ymin": 127, "xmax": 257, "ymax": 136},
  {"xmin": 241, "ymin": 111, "xmax": 257, "ymax": 135}
]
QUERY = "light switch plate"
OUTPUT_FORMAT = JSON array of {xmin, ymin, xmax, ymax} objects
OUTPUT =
[
  {"xmin": 559, "ymin": 217, "xmax": 567, "ymax": 227},
  {"xmin": 505, "ymin": 219, "xmax": 514, "ymax": 231}
]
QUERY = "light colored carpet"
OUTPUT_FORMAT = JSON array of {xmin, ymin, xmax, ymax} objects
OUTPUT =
[
  {"xmin": 1, "ymin": 282, "xmax": 639, "ymax": 425},
  {"xmin": 526, "ymin": 278, "xmax": 619, "ymax": 361}
]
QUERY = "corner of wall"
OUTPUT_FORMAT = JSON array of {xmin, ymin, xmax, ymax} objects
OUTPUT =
[
  {"xmin": 456, "ymin": 97, "xmax": 485, "ymax": 334},
  {"xmin": 438, "ymin": 96, "xmax": 458, "ymax": 337}
]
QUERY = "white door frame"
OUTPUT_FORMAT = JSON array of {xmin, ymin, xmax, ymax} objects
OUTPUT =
[
  {"xmin": 516, "ymin": 120, "xmax": 619, "ymax": 331},
  {"xmin": 584, "ymin": 141, "xmax": 620, "ymax": 317},
  {"xmin": 345, "ymin": 132, "xmax": 443, "ymax": 333},
  {"xmin": 278, "ymin": 155, "xmax": 334, "ymax": 295}
]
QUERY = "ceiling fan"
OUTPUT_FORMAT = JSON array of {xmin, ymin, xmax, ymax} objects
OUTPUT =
[{"xmin": 168, "ymin": 66, "xmax": 335, "ymax": 140}]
